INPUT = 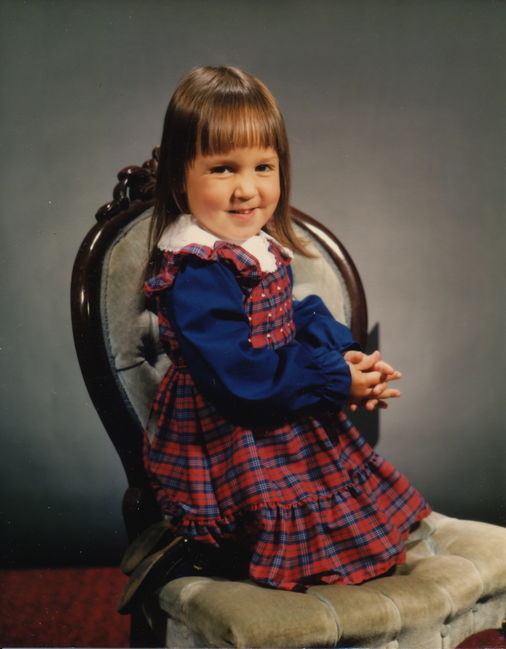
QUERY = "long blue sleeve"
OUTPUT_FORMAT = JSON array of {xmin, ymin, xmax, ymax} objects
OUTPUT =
[
  {"xmin": 293, "ymin": 294, "xmax": 361, "ymax": 353},
  {"xmin": 162, "ymin": 259, "xmax": 352, "ymax": 420}
]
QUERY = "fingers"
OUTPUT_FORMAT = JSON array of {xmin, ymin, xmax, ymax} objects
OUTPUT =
[
  {"xmin": 343, "ymin": 350, "xmax": 402, "ymax": 379},
  {"xmin": 372, "ymin": 384, "xmax": 402, "ymax": 398},
  {"xmin": 372, "ymin": 382, "xmax": 387, "ymax": 395},
  {"xmin": 343, "ymin": 350, "xmax": 364, "ymax": 364},
  {"xmin": 364, "ymin": 399, "xmax": 389, "ymax": 410},
  {"xmin": 347, "ymin": 350, "xmax": 403, "ymax": 409},
  {"xmin": 374, "ymin": 359, "xmax": 394, "ymax": 374},
  {"xmin": 349, "ymin": 398, "xmax": 389, "ymax": 412},
  {"xmin": 374, "ymin": 361, "xmax": 402, "ymax": 381},
  {"xmin": 351, "ymin": 397, "xmax": 391, "ymax": 411},
  {"xmin": 361, "ymin": 350, "xmax": 381, "ymax": 369},
  {"xmin": 362, "ymin": 389, "xmax": 400, "ymax": 407},
  {"xmin": 362, "ymin": 370, "xmax": 383, "ymax": 389},
  {"xmin": 376, "ymin": 387, "xmax": 401, "ymax": 399},
  {"xmin": 348, "ymin": 386, "xmax": 401, "ymax": 412},
  {"xmin": 347, "ymin": 350, "xmax": 381, "ymax": 371}
]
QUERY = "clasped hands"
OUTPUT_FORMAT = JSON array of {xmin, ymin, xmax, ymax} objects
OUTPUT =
[{"xmin": 344, "ymin": 350, "xmax": 402, "ymax": 412}]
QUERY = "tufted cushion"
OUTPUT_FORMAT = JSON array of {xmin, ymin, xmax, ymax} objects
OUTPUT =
[
  {"xmin": 156, "ymin": 512, "xmax": 506, "ymax": 648},
  {"xmin": 102, "ymin": 209, "xmax": 350, "ymax": 429}
]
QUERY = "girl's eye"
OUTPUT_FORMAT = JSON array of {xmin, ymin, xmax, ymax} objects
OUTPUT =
[
  {"xmin": 256, "ymin": 164, "xmax": 273, "ymax": 172},
  {"xmin": 210, "ymin": 165, "xmax": 233, "ymax": 174}
]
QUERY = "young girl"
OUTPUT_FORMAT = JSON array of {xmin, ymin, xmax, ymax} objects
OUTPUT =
[{"xmin": 142, "ymin": 65, "xmax": 431, "ymax": 592}]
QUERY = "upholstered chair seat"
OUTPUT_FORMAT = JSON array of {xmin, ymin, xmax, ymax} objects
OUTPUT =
[{"xmin": 153, "ymin": 512, "xmax": 506, "ymax": 648}]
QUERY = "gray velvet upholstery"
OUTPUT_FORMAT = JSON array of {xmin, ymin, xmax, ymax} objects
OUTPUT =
[{"xmin": 100, "ymin": 209, "xmax": 506, "ymax": 648}]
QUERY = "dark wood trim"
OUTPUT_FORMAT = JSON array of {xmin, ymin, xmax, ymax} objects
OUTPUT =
[
  {"xmin": 95, "ymin": 148, "xmax": 159, "ymax": 222},
  {"xmin": 71, "ymin": 201, "xmax": 152, "ymax": 480},
  {"xmin": 290, "ymin": 206, "xmax": 368, "ymax": 348},
  {"xmin": 71, "ymin": 198, "xmax": 161, "ymax": 538}
]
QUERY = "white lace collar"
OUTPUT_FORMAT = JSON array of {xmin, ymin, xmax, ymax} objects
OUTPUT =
[{"xmin": 158, "ymin": 214, "xmax": 292, "ymax": 273}]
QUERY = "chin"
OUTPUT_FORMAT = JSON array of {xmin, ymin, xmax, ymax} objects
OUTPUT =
[{"xmin": 234, "ymin": 227, "xmax": 261, "ymax": 240}]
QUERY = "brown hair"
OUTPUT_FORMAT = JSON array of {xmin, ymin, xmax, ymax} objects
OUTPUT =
[{"xmin": 147, "ymin": 65, "xmax": 310, "ymax": 276}]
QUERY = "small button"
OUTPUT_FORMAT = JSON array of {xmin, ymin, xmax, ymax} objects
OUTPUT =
[
  {"xmin": 268, "ymin": 313, "xmax": 272, "ymax": 318},
  {"xmin": 267, "ymin": 334, "xmax": 271, "ymax": 338},
  {"xmin": 261, "ymin": 293, "xmax": 266, "ymax": 297}
]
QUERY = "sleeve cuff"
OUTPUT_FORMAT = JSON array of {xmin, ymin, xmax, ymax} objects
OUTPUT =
[{"xmin": 311, "ymin": 346, "xmax": 352, "ymax": 406}]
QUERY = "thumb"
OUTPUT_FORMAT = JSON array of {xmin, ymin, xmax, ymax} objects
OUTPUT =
[
  {"xmin": 355, "ymin": 349, "xmax": 381, "ymax": 371},
  {"xmin": 343, "ymin": 350, "xmax": 363, "ymax": 364}
]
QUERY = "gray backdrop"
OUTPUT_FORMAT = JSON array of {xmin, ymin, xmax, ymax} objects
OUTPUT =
[{"xmin": 1, "ymin": 0, "xmax": 504, "ymax": 567}]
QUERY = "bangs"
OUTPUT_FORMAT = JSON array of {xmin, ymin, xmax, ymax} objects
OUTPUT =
[{"xmin": 196, "ymin": 102, "xmax": 283, "ymax": 157}]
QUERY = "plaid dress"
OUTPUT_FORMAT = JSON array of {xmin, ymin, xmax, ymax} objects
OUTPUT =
[{"xmin": 144, "ymin": 235, "xmax": 431, "ymax": 591}]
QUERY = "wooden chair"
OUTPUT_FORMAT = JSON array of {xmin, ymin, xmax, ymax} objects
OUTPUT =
[{"xmin": 71, "ymin": 148, "xmax": 506, "ymax": 648}]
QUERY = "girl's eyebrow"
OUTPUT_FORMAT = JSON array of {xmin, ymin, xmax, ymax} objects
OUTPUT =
[{"xmin": 205, "ymin": 154, "xmax": 279, "ymax": 165}]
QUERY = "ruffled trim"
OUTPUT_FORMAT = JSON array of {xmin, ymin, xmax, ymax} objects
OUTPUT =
[
  {"xmin": 144, "ymin": 239, "xmax": 292, "ymax": 296},
  {"xmin": 157, "ymin": 459, "xmax": 431, "ymax": 591},
  {"xmin": 158, "ymin": 213, "xmax": 293, "ymax": 272}
]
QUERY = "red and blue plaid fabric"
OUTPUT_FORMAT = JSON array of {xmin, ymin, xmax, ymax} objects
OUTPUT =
[{"xmin": 144, "ymin": 241, "xmax": 431, "ymax": 590}]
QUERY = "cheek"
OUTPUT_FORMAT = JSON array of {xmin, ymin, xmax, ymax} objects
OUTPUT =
[
  {"xmin": 194, "ymin": 183, "xmax": 228, "ymax": 210},
  {"xmin": 268, "ymin": 179, "xmax": 281, "ymax": 206}
]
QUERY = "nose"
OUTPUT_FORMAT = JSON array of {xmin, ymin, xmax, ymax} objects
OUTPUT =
[{"xmin": 233, "ymin": 171, "xmax": 257, "ymax": 200}]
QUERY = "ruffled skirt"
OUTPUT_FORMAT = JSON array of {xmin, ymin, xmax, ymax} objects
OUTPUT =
[{"xmin": 145, "ymin": 365, "xmax": 431, "ymax": 590}]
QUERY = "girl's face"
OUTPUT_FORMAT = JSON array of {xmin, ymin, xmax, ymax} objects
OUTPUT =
[{"xmin": 184, "ymin": 146, "xmax": 280, "ymax": 241}]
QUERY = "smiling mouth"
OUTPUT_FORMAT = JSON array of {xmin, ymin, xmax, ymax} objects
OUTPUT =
[{"xmin": 229, "ymin": 208, "xmax": 257, "ymax": 215}]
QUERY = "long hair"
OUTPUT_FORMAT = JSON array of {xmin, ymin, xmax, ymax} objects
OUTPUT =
[{"xmin": 147, "ymin": 66, "xmax": 310, "ymax": 277}]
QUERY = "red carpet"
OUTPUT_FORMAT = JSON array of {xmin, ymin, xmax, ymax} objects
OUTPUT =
[
  {"xmin": 458, "ymin": 630, "xmax": 506, "ymax": 649},
  {"xmin": 0, "ymin": 567, "xmax": 130, "ymax": 647},
  {"xmin": 0, "ymin": 566, "xmax": 504, "ymax": 648}
]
